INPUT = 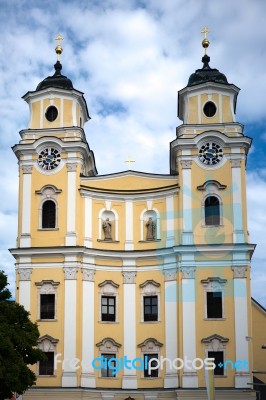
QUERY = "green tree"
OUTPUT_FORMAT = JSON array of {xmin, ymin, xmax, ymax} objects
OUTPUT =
[{"xmin": 0, "ymin": 271, "xmax": 44, "ymax": 400}]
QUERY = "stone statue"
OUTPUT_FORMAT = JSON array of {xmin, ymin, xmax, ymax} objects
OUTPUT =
[
  {"xmin": 146, "ymin": 217, "xmax": 156, "ymax": 240},
  {"xmin": 102, "ymin": 218, "xmax": 112, "ymax": 240}
]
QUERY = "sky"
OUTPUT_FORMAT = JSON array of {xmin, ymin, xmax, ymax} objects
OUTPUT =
[{"xmin": 0, "ymin": 0, "xmax": 266, "ymax": 306}]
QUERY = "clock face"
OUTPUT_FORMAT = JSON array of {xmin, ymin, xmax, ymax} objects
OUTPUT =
[
  {"xmin": 198, "ymin": 142, "xmax": 223, "ymax": 166},
  {"xmin": 38, "ymin": 148, "xmax": 61, "ymax": 170}
]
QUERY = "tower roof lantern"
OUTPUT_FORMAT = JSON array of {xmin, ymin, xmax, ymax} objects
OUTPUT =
[
  {"xmin": 187, "ymin": 27, "xmax": 228, "ymax": 87},
  {"xmin": 36, "ymin": 34, "xmax": 74, "ymax": 92}
]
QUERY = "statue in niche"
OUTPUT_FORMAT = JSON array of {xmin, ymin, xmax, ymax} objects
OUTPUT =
[
  {"xmin": 102, "ymin": 218, "xmax": 112, "ymax": 240},
  {"xmin": 146, "ymin": 217, "xmax": 156, "ymax": 241}
]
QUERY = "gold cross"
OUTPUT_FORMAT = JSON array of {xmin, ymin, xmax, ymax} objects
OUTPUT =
[
  {"xmin": 124, "ymin": 156, "xmax": 135, "ymax": 169},
  {"xmin": 201, "ymin": 27, "xmax": 209, "ymax": 39},
  {"xmin": 55, "ymin": 34, "xmax": 64, "ymax": 61}
]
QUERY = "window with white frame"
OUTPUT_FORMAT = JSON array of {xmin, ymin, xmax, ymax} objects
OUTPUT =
[
  {"xmin": 96, "ymin": 338, "xmax": 121, "ymax": 378},
  {"xmin": 138, "ymin": 338, "xmax": 163, "ymax": 378},
  {"xmin": 140, "ymin": 280, "xmax": 160, "ymax": 323},
  {"xmin": 98, "ymin": 280, "xmax": 119, "ymax": 323},
  {"xmin": 35, "ymin": 280, "xmax": 59, "ymax": 321},
  {"xmin": 36, "ymin": 185, "xmax": 61, "ymax": 230},
  {"xmin": 37, "ymin": 335, "xmax": 58, "ymax": 376},
  {"xmin": 201, "ymin": 277, "xmax": 227, "ymax": 319},
  {"xmin": 202, "ymin": 334, "xmax": 229, "ymax": 376},
  {"xmin": 197, "ymin": 180, "xmax": 226, "ymax": 227}
]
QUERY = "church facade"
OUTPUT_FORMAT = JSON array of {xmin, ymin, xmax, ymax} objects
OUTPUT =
[{"xmin": 10, "ymin": 37, "xmax": 257, "ymax": 399}]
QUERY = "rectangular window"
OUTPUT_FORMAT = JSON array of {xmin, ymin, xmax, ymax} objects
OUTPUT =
[
  {"xmin": 101, "ymin": 296, "xmax": 116, "ymax": 322},
  {"xmin": 40, "ymin": 294, "xmax": 55, "ymax": 319},
  {"xmin": 208, "ymin": 351, "xmax": 224, "ymax": 375},
  {"xmin": 207, "ymin": 291, "xmax": 222, "ymax": 318},
  {"xmin": 101, "ymin": 353, "xmax": 116, "ymax": 377},
  {"xmin": 144, "ymin": 296, "xmax": 158, "ymax": 321},
  {"xmin": 39, "ymin": 352, "xmax": 54, "ymax": 375},
  {"xmin": 144, "ymin": 354, "xmax": 159, "ymax": 377}
]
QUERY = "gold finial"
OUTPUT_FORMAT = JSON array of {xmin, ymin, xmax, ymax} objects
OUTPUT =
[
  {"xmin": 55, "ymin": 34, "xmax": 64, "ymax": 61},
  {"xmin": 124, "ymin": 156, "xmax": 135, "ymax": 169},
  {"xmin": 201, "ymin": 27, "xmax": 210, "ymax": 54}
]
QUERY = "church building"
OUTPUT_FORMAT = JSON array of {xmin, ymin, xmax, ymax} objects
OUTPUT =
[{"xmin": 10, "ymin": 33, "xmax": 257, "ymax": 399}]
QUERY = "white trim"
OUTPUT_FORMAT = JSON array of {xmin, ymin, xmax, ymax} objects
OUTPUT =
[
  {"xmin": 60, "ymin": 98, "xmax": 64, "ymax": 127},
  {"xmin": 122, "ymin": 282, "xmax": 137, "ymax": 388},
  {"xmin": 232, "ymin": 166, "xmax": 244, "ymax": 243},
  {"xmin": 98, "ymin": 281, "xmax": 119, "ymax": 323},
  {"xmin": 84, "ymin": 197, "xmax": 92, "ymax": 247},
  {"xmin": 19, "ymin": 281, "xmax": 31, "ymax": 311},
  {"xmin": 21, "ymin": 172, "xmax": 31, "ymax": 247},
  {"xmin": 140, "ymin": 281, "xmax": 160, "ymax": 323},
  {"xmin": 72, "ymin": 99, "xmax": 77, "ymax": 127},
  {"xmin": 65, "ymin": 166, "xmax": 76, "ymax": 245},
  {"xmin": 164, "ymin": 279, "xmax": 179, "ymax": 388},
  {"xmin": 81, "ymin": 279, "xmax": 96, "ymax": 387},
  {"xmin": 182, "ymin": 277, "xmax": 198, "ymax": 388},
  {"xmin": 166, "ymin": 195, "xmax": 175, "ymax": 247},
  {"xmin": 62, "ymin": 279, "xmax": 77, "ymax": 387},
  {"xmin": 40, "ymin": 99, "xmax": 43, "ymax": 128},
  {"xmin": 233, "ymin": 278, "xmax": 250, "ymax": 388},
  {"xmin": 125, "ymin": 201, "xmax": 134, "ymax": 250}
]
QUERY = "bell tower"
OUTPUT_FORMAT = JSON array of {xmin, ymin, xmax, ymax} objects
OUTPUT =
[{"xmin": 12, "ymin": 36, "xmax": 97, "ymax": 249}]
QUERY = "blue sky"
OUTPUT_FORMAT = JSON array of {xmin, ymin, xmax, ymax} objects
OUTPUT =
[{"xmin": 0, "ymin": 0, "xmax": 266, "ymax": 305}]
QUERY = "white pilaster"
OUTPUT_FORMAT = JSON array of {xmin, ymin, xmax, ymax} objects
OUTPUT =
[
  {"xmin": 181, "ymin": 161, "xmax": 193, "ymax": 245},
  {"xmin": 231, "ymin": 159, "xmax": 245, "ymax": 243},
  {"xmin": 18, "ymin": 268, "xmax": 32, "ymax": 312},
  {"xmin": 81, "ymin": 268, "xmax": 96, "ymax": 388},
  {"xmin": 84, "ymin": 196, "xmax": 92, "ymax": 247},
  {"xmin": 232, "ymin": 266, "xmax": 250, "ymax": 388},
  {"xmin": 122, "ymin": 270, "xmax": 137, "ymax": 389},
  {"xmin": 125, "ymin": 200, "xmax": 134, "ymax": 250},
  {"xmin": 181, "ymin": 266, "xmax": 198, "ymax": 388},
  {"xmin": 164, "ymin": 269, "xmax": 179, "ymax": 388},
  {"xmin": 62, "ymin": 266, "xmax": 78, "ymax": 387},
  {"xmin": 166, "ymin": 195, "xmax": 175, "ymax": 247},
  {"xmin": 65, "ymin": 163, "xmax": 77, "ymax": 246},
  {"xmin": 20, "ymin": 165, "xmax": 32, "ymax": 247}
]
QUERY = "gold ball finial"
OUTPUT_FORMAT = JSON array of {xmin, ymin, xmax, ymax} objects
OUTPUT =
[
  {"xmin": 201, "ymin": 27, "xmax": 210, "ymax": 55},
  {"xmin": 55, "ymin": 34, "xmax": 64, "ymax": 61}
]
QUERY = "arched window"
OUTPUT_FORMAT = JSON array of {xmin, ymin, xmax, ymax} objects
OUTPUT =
[
  {"xmin": 205, "ymin": 196, "xmax": 220, "ymax": 226},
  {"xmin": 42, "ymin": 200, "xmax": 56, "ymax": 228}
]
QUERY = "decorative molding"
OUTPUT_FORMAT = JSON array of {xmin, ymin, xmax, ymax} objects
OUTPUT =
[
  {"xmin": 99, "ymin": 279, "xmax": 119, "ymax": 288},
  {"xmin": 66, "ymin": 163, "xmax": 78, "ymax": 172},
  {"xmin": 201, "ymin": 277, "xmax": 227, "ymax": 290},
  {"xmin": 180, "ymin": 160, "xmax": 192, "ymax": 169},
  {"xmin": 64, "ymin": 267, "xmax": 78, "ymax": 280},
  {"xmin": 139, "ymin": 279, "xmax": 160, "ymax": 288},
  {"xmin": 82, "ymin": 268, "xmax": 95, "ymax": 282},
  {"xmin": 164, "ymin": 270, "xmax": 177, "ymax": 282},
  {"xmin": 181, "ymin": 266, "xmax": 196, "ymax": 279},
  {"xmin": 122, "ymin": 271, "xmax": 136, "ymax": 284},
  {"xmin": 202, "ymin": 334, "xmax": 229, "ymax": 351},
  {"xmin": 35, "ymin": 185, "xmax": 62, "ymax": 196},
  {"xmin": 96, "ymin": 337, "xmax": 122, "ymax": 350},
  {"xmin": 37, "ymin": 334, "xmax": 59, "ymax": 352},
  {"xmin": 18, "ymin": 268, "xmax": 32, "ymax": 281},
  {"xmin": 231, "ymin": 159, "xmax": 242, "ymax": 168},
  {"xmin": 138, "ymin": 337, "xmax": 163, "ymax": 349},
  {"xmin": 197, "ymin": 180, "xmax": 227, "ymax": 192},
  {"xmin": 22, "ymin": 165, "xmax": 33, "ymax": 174},
  {"xmin": 232, "ymin": 266, "xmax": 247, "ymax": 278}
]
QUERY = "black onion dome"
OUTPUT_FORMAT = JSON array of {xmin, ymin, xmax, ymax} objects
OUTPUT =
[
  {"xmin": 36, "ymin": 61, "xmax": 73, "ymax": 91},
  {"xmin": 187, "ymin": 55, "xmax": 228, "ymax": 87}
]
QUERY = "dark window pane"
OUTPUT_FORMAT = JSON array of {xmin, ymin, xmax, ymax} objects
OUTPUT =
[
  {"xmin": 144, "ymin": 354, "xmax": 159, "ymax": 377},
  {"xmin": 101, "ymin": 353, "xmax": 116, "ymax": 377},
  {"xmin": 45, "ymin": 106, "xmax": 58, "ymax": 122},
  {"xmin": 42, "ymin": 200, "xmax": 56, "ymax": 228},
  {"xmin": 203, "ymin": 101, "xmax": 217, "ymax": 117},
  {"xmin": 40, "ymin": 294, "xmax": 55, "ymax": 319},
  {"xmin": 39, "ymin": 352, "xmax": 54, "ymax": 375},
  {"xmin": 101, "ymin": 296, "xmax": 116, "ymax": 322},
  {"xmin": 207, "ymin": 291, "xmax": 222, "ymax": 318},
  {"xmin": 205, "ymin": 196, "xmax": 220, "ymax": 226},
  {"xmin": 208, "ymin": 351, "xmax": 224, "ymax": 375},
  {"xmin": 144, "ymin": 296, "xmax": 158, "ymax": 322}
]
